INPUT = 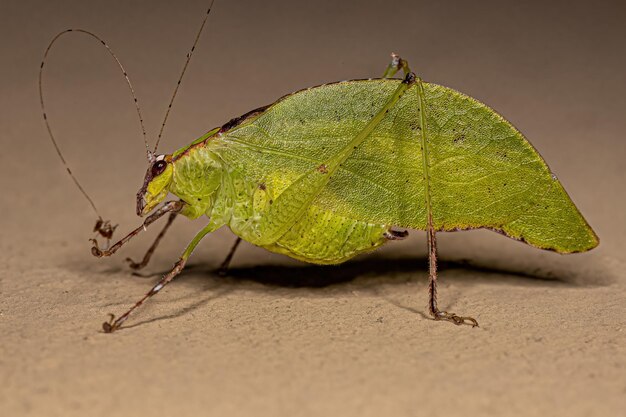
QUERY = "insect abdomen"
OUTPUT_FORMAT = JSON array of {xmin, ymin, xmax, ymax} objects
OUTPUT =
[
  {"xmin": 222, "ymin": 170, "xmax": 391, "ymax": 264},
  {"xmin": 267, "ymin": 205, "xmax": 390, "ymax": 265}
]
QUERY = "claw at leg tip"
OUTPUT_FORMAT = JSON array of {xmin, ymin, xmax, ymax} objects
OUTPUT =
[
  {"xmin": 90, "ymin": 239, "xmax": 103, "ymax": 257},
  {"xmin": 125, "ymin": 257, "xmax": 140, "ymax": 269},
  {"xmin": 102, "ymin": 314, "xmax": 117, "ymax": 333},
  {"xmin": 432, "ymin": 310, "xmax": 479, "ymax": 328}
]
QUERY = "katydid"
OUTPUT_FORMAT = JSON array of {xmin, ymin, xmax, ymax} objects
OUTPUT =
[{"xmin": 40, "ymin": 5, "xmax": 598, "ymax": 333}]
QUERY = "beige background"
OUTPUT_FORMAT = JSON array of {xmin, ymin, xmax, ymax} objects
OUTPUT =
[{"xmin": 1, "ymin": 0, "xmax": 625, "ymax": 416}]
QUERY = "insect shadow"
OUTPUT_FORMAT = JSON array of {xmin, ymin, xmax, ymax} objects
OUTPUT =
[
  {"xmin": 141, "ymin": 254, "xmax": 601, "ymax": 291},
  {"xmin": 119, "ymin": 286, "xmax": 233, "ymax": 330},
  {"xmin": 106, "ymin": 253, "xmax": 611, "ymax": 331}
]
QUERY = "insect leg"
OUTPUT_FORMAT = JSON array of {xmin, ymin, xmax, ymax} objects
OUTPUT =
[
  {"xmin": 125, "ymin": 212, "xmax": 178, "ymax": 270},
  {"xmin": 93, "ymin": 218, "xmax": 117, "ymax": 250},
  {"xmin": 382, "ymin": 53, "xmax": 411, "ymax": 78},
  {"xmin": 91, "ymin": 200, "xmax": 184, "ymax": 258},
  {"xmin": 426, "ymin": 224, "xmax": 478, "ymax": 327},
  {"xmin": 102, "ymin": 221, "xmax": 217, "ymax": 333},
  {"xmin": 217, "ymin": 237, "xmax": 242, "ymax": 276},
  {"xmin": 411, "ymin": 74, "xmax": 478, "ymax": 327}
]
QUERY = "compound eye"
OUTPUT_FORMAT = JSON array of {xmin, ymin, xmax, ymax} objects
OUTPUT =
[{"xmin": 151, "ymin": 160, "xmax": 167, "ymax": 177}]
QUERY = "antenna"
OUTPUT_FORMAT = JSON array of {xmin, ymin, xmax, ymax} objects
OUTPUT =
[
  {"xmin": 39, "ymin": 28, "xmax": 151, "ymax": 223},
  {"xmin": 40, "ymin": 29, "xmax": 151, "ymax": 169},
  {"xmin": 152, "ymin": 0, "xmax": 217, "ymax": 154},
  {"xmin": 39, "ymin": 29, "xmax": 151, "ymax": 243},
  {"xmin": 40, "ymin": 1, "xmax": 218, "ymax": 229}
]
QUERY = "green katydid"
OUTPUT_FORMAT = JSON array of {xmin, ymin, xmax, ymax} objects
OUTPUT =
[{"xmin": 40, "ymin": 3, "xmax": 598, "ymax": 333}]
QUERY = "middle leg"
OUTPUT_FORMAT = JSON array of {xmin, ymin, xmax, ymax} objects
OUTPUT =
[
  {"xmin": 217, "ymin": 237, "xmax": 242, "ymax": 276},
  {"xmin": 103, "ymin": 221, "xmax": 218, "ymax": 333}
]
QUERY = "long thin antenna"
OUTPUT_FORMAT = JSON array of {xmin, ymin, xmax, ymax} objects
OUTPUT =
[
  {"xmin": 152, "ymin": 0, "xmax": 217, "ymax": 154},
  {"xmin": 39, "ymin": 31, "xmax": 152, "ymax": 218}
]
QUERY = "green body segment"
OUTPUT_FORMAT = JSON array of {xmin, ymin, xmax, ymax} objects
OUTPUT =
[{"xmin": 167, "ymin": 79, "xmax": 597, "ymax": 264}]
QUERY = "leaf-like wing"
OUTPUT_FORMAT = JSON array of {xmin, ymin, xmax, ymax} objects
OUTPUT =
[{"xmin": 215, "ymin": 79, "xmax": 598, "ymax": 253}]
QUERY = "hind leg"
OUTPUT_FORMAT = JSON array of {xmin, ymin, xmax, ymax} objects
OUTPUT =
[
  {"xmin": 390, "ymin": 54, "xmax": 478, "ymax": 327},
  {"xmin": 426, "ymin": 225, "xmax": 478, "ymax": 327}
]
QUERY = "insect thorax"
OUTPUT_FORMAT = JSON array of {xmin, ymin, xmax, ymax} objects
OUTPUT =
[{"xmin": 169, "ymin": 146, "xmax": 224, "ymax": 219}]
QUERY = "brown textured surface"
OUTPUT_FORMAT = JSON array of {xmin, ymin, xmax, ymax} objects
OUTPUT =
[{"xmin": 1, "ymin": 1, "xmax": 625, "ymax": 416}]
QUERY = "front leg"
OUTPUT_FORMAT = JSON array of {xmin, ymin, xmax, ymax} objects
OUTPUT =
[
  {"xmin": 126, "ymin": 212, "xmax": 178, "ymax": 270},
  {"xmin": 92, "ymin": 218, "xmax": 117, "ymax": 250},
  {"xmin": 91, "ymin": 200, "xmax": 184, "ymax": 258}
]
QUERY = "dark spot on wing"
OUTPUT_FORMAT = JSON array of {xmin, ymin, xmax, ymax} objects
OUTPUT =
[
  {"xmin": 219, "ymin": 104, "xmax": 271, "ymax": 133},
  {"xmin": 453, "ymin": 134, "xmax": 465, "ymax": 144}
]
